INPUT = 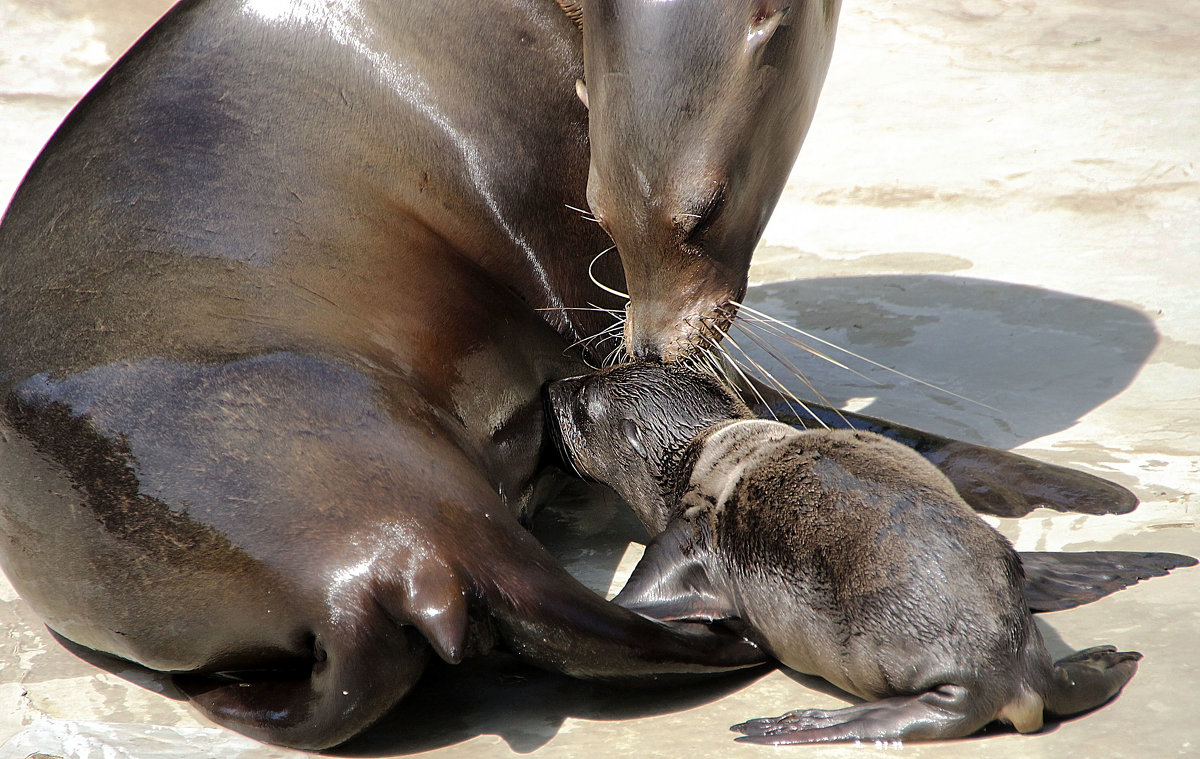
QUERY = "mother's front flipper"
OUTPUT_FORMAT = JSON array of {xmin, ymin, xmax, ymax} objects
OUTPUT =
[
  {"xmin": 1020, "ymin": 551, "xmax": 1196, "ymax": 612},
  {"xmin": 748, "ymin": 394, "xmax": 1138, "ymax": 517},
  {"xmin": 463, "ymin": 510, "xmax": 767, "ymax": 680}
]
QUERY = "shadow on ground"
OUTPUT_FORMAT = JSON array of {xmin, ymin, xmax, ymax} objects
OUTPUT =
[
  {"xmin": 738, "ymin": 275, "xmax": 1158, "ymax": 448},
  {"xmin": 340, "ymin": 657, "xmax": 767, "ymax": 756}
]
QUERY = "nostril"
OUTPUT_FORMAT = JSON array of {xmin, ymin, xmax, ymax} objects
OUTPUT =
[{"xmin": 629, "ymin": 341, "xmax": 661, "ymax": 361}]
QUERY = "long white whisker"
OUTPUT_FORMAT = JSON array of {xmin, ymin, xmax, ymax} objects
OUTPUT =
[
  {"xmin": 736, "ymin": 316, "xmax": 880, "ymax": 385},
  {"xmin": 588, "ymin": 247, "xmax": 630, "ymax": 300},
  {"xmin": 721, "ymin": 330, "xmax": 830, "ymax": 429},
  {"xmin": 732, "ymin": 321, "xmax": 851, "ymax": 413},
  {"xmin": 733, "ymin": 300, "xmax": 999, "ymax": 412},
  {"xmin": 683, "ymin": 353, "xmax": 710, "ymax": 384},
  {"xmin": 585, "ymin": 301, "xmax": 627, "ymax": 318},
  {"xmin": 719, "ymin": 331, "xmax": 805, "ymax": 422},
  {"xmin": 551, "ymin": 294, "xmax": 626, "ymax": 367},
  {"xmin": 690, "ymin": 312, "xmax": 769, "ymax": 394},
  {"xmin": 695, "ymin": 319, "xmax": 748, "ymax": 390},
  {"xmin": 563, "ymin": 202, "xmax": 600, "ymax": 223},
  {"xmin": 732, "ymin": 321, "xmax": 854, "ymax": 429},
  {"xmin": 565, "ymin": 328, "xmax": 618, "ymax": 354},
  {"xmin": 604, "ymin": 341, "xmax": 625, "ymax": 367},
  {"xmin": 588, "ymin": 316, "xmax": 626, "ymax": 334},
  {"xmin": 536, "ymin": 305, "xmax": 619, "ymax": 314},
  {"xmin": 697, "ymin": 345, "xmax": 736, "ymax": 387},
  {"xmin": 698, "ymin": 333, "xmax": 781, "ymax": 423},
  {"xmin": 689, "ymin": 334, "xmax": 730, "ymax": 384}
]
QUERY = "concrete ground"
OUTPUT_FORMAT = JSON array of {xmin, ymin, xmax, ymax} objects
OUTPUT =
[{"xmin": 1, "ymin": 1, "xmax": 1197, "ymax": 757}]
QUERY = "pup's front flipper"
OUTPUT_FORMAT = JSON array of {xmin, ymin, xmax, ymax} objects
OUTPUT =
[
  {"xmin": 731, "ymin": 684, "xmax": 986, "ymax": 744},
  {"xmin": 610, "ymin": 517, "xmax": 737, "ymax": 624}
]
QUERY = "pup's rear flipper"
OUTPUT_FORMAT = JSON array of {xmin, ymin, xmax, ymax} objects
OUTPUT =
[
  {"xmin": 731, "ymin": 684, "xmax": 989, "ymax": 744},
  {"xmin": 1045, "ymin": 645, "xmax": 1141, "ymax": 717},
  {"xmin": 1021, "ymin": 551, "xmax": 1196, "ymax": 612}
]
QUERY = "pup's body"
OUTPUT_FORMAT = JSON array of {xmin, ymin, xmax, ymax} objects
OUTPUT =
[{"xmin": 547, "ymin": 363, "xmax": 1141, "ymax": 743}]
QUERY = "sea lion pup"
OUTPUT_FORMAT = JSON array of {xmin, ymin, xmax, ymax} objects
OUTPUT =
[{"xmin": 545, "ymin": 362, "xmax": 1142, "ymax": 743}]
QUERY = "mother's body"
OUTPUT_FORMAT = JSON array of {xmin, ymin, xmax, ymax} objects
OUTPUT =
[{"xmin": 0, "ymin": 0, "xmax": 839, "ymax": 749}]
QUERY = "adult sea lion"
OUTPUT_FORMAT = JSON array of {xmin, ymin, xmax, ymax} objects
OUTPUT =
[
  {"xmin": 0, "ymin": 0, "xmax": 843, "ymax": 749},
  {"xmin": 0, "ymin": 0, "xmax": 1161, "ymax": 750},
  {"xmin": 545, "ymin": 362, "xmax": 1188, "ymax": 742}
]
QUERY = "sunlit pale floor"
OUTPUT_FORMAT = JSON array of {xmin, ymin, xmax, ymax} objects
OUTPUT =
[{"xmin": 1, "ymin": 2, "xmax": 1197, "ymax": 758}]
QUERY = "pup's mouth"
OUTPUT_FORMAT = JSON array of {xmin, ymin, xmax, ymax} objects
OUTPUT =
[{"xmin": 542, "ymin": 376, "xmax": 587, "ymax": 479}]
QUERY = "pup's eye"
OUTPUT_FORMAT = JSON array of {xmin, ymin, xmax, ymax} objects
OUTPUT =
[{"xmin": 621, "ymin": 418, "xmax": 646, "ymax": 457}]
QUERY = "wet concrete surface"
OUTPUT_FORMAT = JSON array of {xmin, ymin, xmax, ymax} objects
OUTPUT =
[{"xmin": 1, "ymin": 1, "xmax": 1197, "ymax": 757}]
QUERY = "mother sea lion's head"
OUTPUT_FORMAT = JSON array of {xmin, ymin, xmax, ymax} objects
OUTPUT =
[{"xmin": 576, "ymin": 0, "xmax": 841, "ymax": 360}]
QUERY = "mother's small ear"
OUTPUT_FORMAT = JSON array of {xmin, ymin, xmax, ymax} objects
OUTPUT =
[
  {"xmin": 747, "ymin": 3, "xmax": 787, "ymax": 51},
  {"xmin": 621, "ymin": 417, "xmax": 646, "ymax": 457}
]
